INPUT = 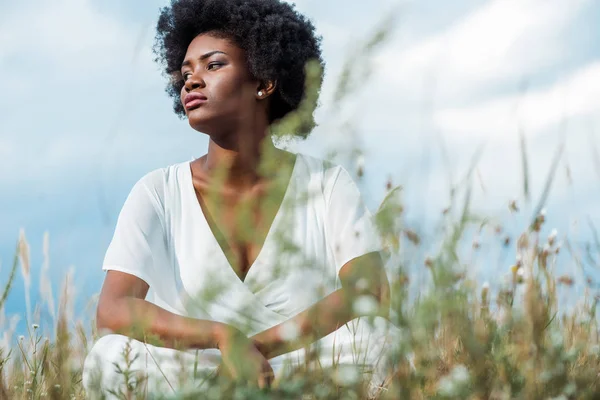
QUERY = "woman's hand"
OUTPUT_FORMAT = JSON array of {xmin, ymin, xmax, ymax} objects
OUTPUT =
[{"xmin": 215, "ymin": 325, "xmax": 274, "ymax": 388}]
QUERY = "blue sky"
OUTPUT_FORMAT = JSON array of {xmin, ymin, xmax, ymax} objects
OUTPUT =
[{"xmin": 1, "ymin": 0, "xmax": 599, "ymax": 337}]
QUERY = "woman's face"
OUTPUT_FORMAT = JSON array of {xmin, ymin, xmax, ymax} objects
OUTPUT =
[{"xmin": 179, "ymin": 33, "xmax": 260, "ymax": 136}]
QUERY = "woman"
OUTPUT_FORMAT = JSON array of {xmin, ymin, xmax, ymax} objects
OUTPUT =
[{"xmin": 83, "ymin": 0, "xmax": 396, "ymax": 396}]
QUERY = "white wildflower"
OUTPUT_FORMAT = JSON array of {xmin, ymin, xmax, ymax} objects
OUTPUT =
[
  {"xmin": 555, "ymin": 240, "xmax": 563, "ymax": 253},
  {"xmin": 353, "ymin": 295, "xmax": 378, "ymax": 316},
  {"xmin": 482, "ymin": 281, "xmax": 490, "ymax": 291},
  {"xmin": 548, "ymin": 228, "xmax": 558, "ymax": 244},
  {"xmin": 438, "ymin": 365, "xmax": 470, "ymax": 396},
  {"xmin": 564, "ymin": 383, "xmax": 577, "ymax": 396},
  {"xmin": 472, "ymin": 235, "xmax": 481, "ymax": 249},
  {"xmin": 18, "ymin": 335, "xmax": 24, "ymax": 341},
  {"xmin": 335, "ymin": 364, "xmax": 360, "ymax": 386},
  {"xmin": 356, "ymin": 154, "xmax": 365, "ymax": 170},
  {"xmin": 438, "ymin": 376, "xmax": 457, "ymax": 396},
  {"xmin": 550, "ymin": 331, "xmax": 564, "ymax": 348},
  {"xmin": 279, "ymin": 320, "xmax": 300, "ymax": 341},
  {"xmin": 355, "ymin": 278, "xmax": 369, "ymax": 291},
  {"xmin": 32, "ymin": 324, "xmax": 39, "ymax": 330},
  {"xmin": 515, "ymin": 253, "xmax": 523, "ymax": 266},
  {"xmin": 550, "ymin": 395, "xmax": 568, "ymax": 400},
  {"xmin": 540, "ymin": 208, "xmax": 547, "ymax": 217},
  {"xmin": 542, "ymin": 243, "xmax": 551, "ymax": 254},
  {"xmin": 451, "ymin": 365, "xmax": 470, "ymax": 384}
]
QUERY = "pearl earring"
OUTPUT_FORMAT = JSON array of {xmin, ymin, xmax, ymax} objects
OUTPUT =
[{"xmin": 258, "ymin": 91, "xmax": 264, "ymax": 96}]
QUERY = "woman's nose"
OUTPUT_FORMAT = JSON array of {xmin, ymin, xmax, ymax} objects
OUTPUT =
[{"xmin": 184, "ymin": 73, "xmax": 205, "ymax": 91}]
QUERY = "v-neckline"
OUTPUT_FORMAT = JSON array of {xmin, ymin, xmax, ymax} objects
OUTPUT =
[{"xmin": 185, "ymin": 153, "xmax": 300, "ymax": 283}]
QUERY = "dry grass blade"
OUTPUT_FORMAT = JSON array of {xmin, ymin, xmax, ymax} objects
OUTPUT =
[
  {"xmin": 0, "ymin": 241, "xmax": 20, "ymax": 310},
  {"xmin": 519, "ymin": 125, "xmax": 530, "ymax": 201},
  {"xmin": 529, "ymin": 138, "xmax": 564, "ymax": 230}
]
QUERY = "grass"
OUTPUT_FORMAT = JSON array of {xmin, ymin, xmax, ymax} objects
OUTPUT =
[
  {"xmin": 2, "ymin": 170, "xmax": 600, "ymax": 399},
  {"xmin": 3, "ymin": 7, "xmax": 600, "ymax": 400}
]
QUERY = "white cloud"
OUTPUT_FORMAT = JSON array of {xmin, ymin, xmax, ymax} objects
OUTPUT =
[
  {"xmin": 374, "ymin": 0, "xmax": 591, "ymax": 103},
  {"xmin": 434, "ymin": 61, "xmax": 600, "ymax": 139},
  {"xmin": 0, "ymin": 0, "xmax": 153, "ymax": 74}
]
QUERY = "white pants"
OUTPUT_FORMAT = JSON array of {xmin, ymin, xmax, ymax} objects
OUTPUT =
[{"xmin": 83, "ymin": 317, "xmax": 400, "ymax": 399}]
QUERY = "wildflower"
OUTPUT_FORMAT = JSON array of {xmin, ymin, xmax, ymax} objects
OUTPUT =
[
  {"xmin": 517, "ymin": 233, "xmax": 529, "ymax": 252},
  {"xmin": 515, "ymin": 267, "xmax": 525, "ymax": 284},
  {"xmin": 18, "ymin": 335, "xmax": 24, "ymax": 341},
  {"xmin": 32, "ymin": 324, "xmax": 39, "ymax": 330},
  {"xmin": 355, "ymin": 278, "xmax": 369, "ymax": 291},
  {"xmin": 564, "ymin": 383, "xmax": 577, "ymax": 396},
  {"xmin": 279, "ymin": 321, "xmax": 300, "ymax": 341},
  {"xmin": 542, "ymin": 243, "xmax": 551, "ymax": 254},
  {"xmin": 550, "ymin": 331, "xmax": 564, "ymax": 348},
  {"xmin": 481, "ymin": 282, "xmax": 490, "ymax": 303},
  {"xmin": 510, "ymin": 264, "xmax": 521, "ymax": 277},
  {"xmin": 335, "ymin": 364, "xmax": 360, "ymax": 386},
  {"xmin": 554, "ymin": 240, "xmax": 563, "ymax": 254},
  {"xmin": 472, "ymin": 235, "xmax": 481, "ymax": 249},
  {"xmin": 404, "ymin": 229, "xmax": 420, "ymax": 245},
  {"xmin": 557, "ymin": 275, "xmax": 574, "ymax": 286},
  {"xmin": 451, "ymin": 365, "xmax": 470, "ymax": 384},
  {"xmin": 515, "ymin": 254, "xmax": 523, "ymax": 267},
  {"xmin": 356, "ymin": 154, "xmax": 365, "ymax": 178},
  {"xmin": 548, "ymin": 228, "xmax": 558, "ymax": 245},
  {"xmin": 353, "ymin": 295, "xmax": 378, "ymax": 316},
  {"xmin": 438, "ymin": 365, "xmax": 470, "ymax": 396}
]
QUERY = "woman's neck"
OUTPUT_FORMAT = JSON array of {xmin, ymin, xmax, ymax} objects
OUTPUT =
[{"xmin": 201, "ymin": 135, "xmax": 284, "ymax": 190}]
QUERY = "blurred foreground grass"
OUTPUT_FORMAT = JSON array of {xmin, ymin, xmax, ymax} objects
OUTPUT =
[
  {"xmin": 2, "ymin": 176, "xmax": 600, "ymax": 399},
  {"xmin": 2, "ymin": 9, "xmax": 600, "ymax": 400}
]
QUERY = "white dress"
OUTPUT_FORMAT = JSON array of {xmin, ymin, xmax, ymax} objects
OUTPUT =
[{"xmin": 83, "ymin": 153, "xmax": 398, "ymax": 397}]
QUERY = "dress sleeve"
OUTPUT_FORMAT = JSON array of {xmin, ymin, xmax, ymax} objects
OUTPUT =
[
  {"xmin": 102, "ymin": 174, "xmax": 167, "ymax": 288},
  {"xmin": 324, "ymin": 166, "xmax": 384, "ymax": 276}
]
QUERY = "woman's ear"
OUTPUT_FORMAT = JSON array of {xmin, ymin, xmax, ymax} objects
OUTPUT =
[{"xmin": 256, "ymin": 80, "xmax": 277, "ymax": 99}]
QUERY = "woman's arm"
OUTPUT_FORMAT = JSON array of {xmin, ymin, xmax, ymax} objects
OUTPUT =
[
  {"xmin": 96, "ymin": 270, "xmax": 229, "ymax": 350},
  {"xmin": 250, "ymin": 251, "xmax": 390, "ymax": 360},
  {"xmin": 97, "ymin": 270, "xmax": 275, "ymax": 386}
]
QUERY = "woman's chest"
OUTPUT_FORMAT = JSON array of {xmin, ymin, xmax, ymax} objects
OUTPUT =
[{"xmin": 168, "ymin": 188, "xmax": 336, "ymax": 317}]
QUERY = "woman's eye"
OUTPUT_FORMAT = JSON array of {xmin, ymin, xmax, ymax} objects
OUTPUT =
[
  {"xmin": 182, "ymin": 72, "xmax": 191, "ymax": 82},
  {"xmin": 207, "ymin": 63, "xmax": 222, "ymax": 70}
]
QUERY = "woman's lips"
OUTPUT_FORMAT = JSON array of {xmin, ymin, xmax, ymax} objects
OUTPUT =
[
  {"xmin": 184, "ymin": 92, "xmax": 208, "ymax": 110},
  {"xmin": 185, "ymin": 98, "xmax": 206, "ymax": 110}
]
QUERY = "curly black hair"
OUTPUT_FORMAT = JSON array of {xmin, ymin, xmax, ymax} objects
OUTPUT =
[{"xmin": 153, "ymin": 0, "xmax": 325, "ymax": 136}]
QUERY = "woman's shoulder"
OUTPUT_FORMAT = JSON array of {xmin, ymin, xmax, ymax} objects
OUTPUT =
[
  {"xmin": 294, "ymin": 152, "xmax": 353, "ymax": 188},
  {"xmin": 293, "ymin": 152, "xmax": 346, "ymax": 177},
  {"xmin": 128, "ymin": 160, "xmax": 190, "ymax": 210}
]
